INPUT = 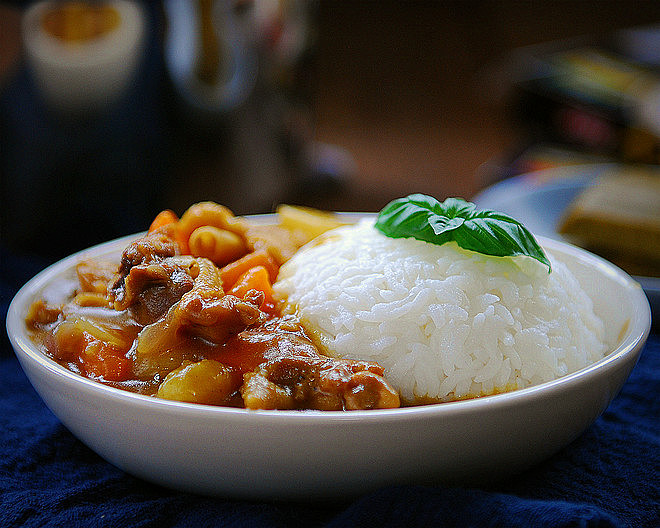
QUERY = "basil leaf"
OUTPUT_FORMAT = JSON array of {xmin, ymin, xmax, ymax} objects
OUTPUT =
[{"xmin": 375, "ymin": 194, "xmax": 551, "ymax": 272}]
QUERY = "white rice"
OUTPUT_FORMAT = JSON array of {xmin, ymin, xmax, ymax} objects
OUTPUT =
[{"xmin": 273, "ymin": 220, "xmax": 608, "ymax": 404}]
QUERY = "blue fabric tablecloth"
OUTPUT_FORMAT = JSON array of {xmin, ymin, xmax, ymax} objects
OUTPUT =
[{"xmin": 1, "ymin": 249, "xmax": 658, "ymax": 528}]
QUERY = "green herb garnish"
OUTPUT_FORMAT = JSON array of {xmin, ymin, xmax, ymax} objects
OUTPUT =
[{"xmin": 375, "ymin": 194, "xmax": 551, "ymax": 272}]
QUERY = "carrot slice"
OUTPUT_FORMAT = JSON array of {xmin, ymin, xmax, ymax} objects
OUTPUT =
[
  {"xmin": 147, "ymin": 210, "xmax": 190, "ymax": 254},
  {"xmin": 220, "ymin": 250, "xmax": 279, "ymax": 290},
  {"xmin": 148, "ymin": 209, "xmax": 179, "ymax": 233},
  {"xmin": 79, "ymin": 337, "xmax": 131, "ymax": 382},
  {"xmin": 228, "ymin": 266, "xmax": 275, "ymax": 311}
]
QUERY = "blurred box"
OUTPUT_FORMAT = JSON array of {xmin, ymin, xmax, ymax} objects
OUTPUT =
[{"xmin": 508, "ymin": 26, "xmax": 660, "ymax": 164}]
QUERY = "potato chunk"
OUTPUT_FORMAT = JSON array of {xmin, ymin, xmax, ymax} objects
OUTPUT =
[
  {"xmin": 157, "ymin": 360, "xmax": 238, "ymax": 405},
  {"xmin": 276, "ymin": 205, "xmax": 346, "ymax": 242}
]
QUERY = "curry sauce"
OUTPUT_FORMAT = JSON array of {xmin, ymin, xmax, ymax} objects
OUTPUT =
[{"xmin": 26, "ymin": 203, "xmax": 400, "ymax": 411}]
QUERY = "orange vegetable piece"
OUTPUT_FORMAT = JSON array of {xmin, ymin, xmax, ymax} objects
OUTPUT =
[
  {"xmin": 148, "ymin": 209, "xmax": 179, "ymax": 233},
  {"xmin": 147, "ymin": 210, "xmax": 190, "ymax": 253},
  {"xmin": 177, "ymin": 202, "xmax": 246, "ymax": 256},
  {"xmin": 227, "ymin": 266, "xmax": 275, "ymax": 312},
  {"xmin": 219, "ymin": 250, "xmax": 279, "ymax": 291},
  {"xmin": 79, "ymin": 336, "xmax": 132, "ymax": 382}
]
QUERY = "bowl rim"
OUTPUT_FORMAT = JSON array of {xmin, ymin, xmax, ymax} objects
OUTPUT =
[{"xmin": 6, "ymin": 226, "xmax": 651, "ymax": 425}]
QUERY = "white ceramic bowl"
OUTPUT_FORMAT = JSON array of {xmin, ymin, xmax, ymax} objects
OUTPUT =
[
  {"xmin": 6, "ymin": 230, "xmax": 651, "ymax": 499},
  {"xmin": 22, "ymin": 0, "xmax": 145, "ymax": 115}
]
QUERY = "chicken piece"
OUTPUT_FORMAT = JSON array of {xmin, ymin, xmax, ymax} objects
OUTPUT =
[
  {"xmin": 175, "ymin": 288, "xmax": 264, "ymax": 344},
  {"xmin": 168, "ymin": 258, "xmax": 264, "ymax": 342},
  {"xmin": 241, "ymin": 371, "xmax": 298, "ymax": 409},
  {"xmin": 230, "ymin": 317, "xmax": 400, "ymax": 410},
  {"xmin": 131, "ymin": 258, "xmax": 265, "ymax": 380},
  {"xmin": 113, "ymin": 256, "xmax": 197, "ymax": 325},
  {"xmin": 110, "ymin": 227, "xmax": 183, "ymax": 315},
  {"xmin": 320, "ymin": 366, "xmax": 401, "ymax": 410},
  {"xmin": 116, "ymin": 226, "xmax": 179, "ymax": 276},
  {"xmin": 242, "ymin": 352, "xmax": 400, "ymax": 411}
]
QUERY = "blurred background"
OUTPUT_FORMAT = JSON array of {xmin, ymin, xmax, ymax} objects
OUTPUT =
[{"xmin": 1, "ymin": 0, "xmax": 659, "ymax": 262}]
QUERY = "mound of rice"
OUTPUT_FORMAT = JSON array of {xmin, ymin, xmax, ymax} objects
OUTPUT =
[{"xmin": 273, "ymin": 220, "xmax": 609, "ymax": 404}]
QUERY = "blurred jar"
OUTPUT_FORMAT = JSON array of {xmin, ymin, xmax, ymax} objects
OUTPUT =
[
  {"xmin": 161, "ymin": 0, "xmax": 328, "ymax": 214},
  {"xmin": 22, "ymin": 0, "xmax": 146, "ymax": 116}
]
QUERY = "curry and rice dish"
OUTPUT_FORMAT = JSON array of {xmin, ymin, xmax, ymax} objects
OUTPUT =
[{"xmin": 25, "ymin": 196, "xmax": 610, "ymax": 410}]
